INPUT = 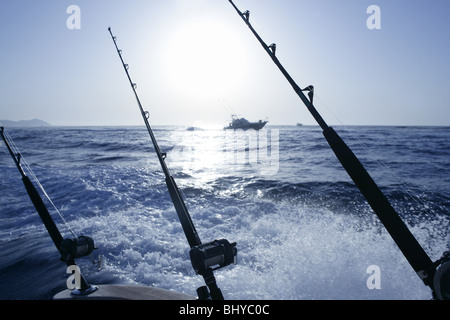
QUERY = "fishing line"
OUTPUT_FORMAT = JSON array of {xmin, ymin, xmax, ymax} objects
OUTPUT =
[
  {"xmin": 108, "ymin": 27, "xmax": 237, "ymax": 300},
  {"xmin": 311, "ymin": 91, "xmax": 438, "ymax": 218},
  {"xmin": 219, "ymin": 98, "xmax": 236, "ymax": 117},
  {"xmin": 225, "ymin": 1, "xmax": 440, "ymax": 218},
  {"xmin": 1, "ymin": 127, "xmax": 78, "ymax": 239},
  {"xmin": 227, "ymin": 0, "xmax": 449, "ymax": 295}
]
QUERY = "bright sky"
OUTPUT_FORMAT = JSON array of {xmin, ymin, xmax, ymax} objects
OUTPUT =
[{"xmin": 0, "ymin": 0, "xmax": 449, "ymax": 126}]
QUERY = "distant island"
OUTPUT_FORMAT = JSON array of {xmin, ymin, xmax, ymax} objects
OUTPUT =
[{"xmin": 0, "ymin": 119, "xmax": 51, "ymax": 127}]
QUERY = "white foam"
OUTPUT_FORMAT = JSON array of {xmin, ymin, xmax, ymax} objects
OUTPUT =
[{"xmin": 72, "ymin": 193, "xmax": 438, "ymax": 300}]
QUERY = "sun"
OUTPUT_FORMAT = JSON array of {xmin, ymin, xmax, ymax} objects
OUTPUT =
[{"xmin": 159, "ymin": 18, "xmax": 248, "ymax": 99}]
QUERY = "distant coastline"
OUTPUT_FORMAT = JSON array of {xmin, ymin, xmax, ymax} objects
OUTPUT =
[{"xmin": 0, "ymin": 119, "xmax": 51, "ymax": 127}]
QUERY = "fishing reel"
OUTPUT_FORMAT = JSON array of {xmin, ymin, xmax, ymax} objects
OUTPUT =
[
  {"xmin": 59, "ymin": 236, "xmax": 96, "ymax": 262},
  {"xmin": 433, "ymin": 251, "xmax": 450, "ymax": 300},
  {"xmin": 190, "ymin": 239, "xmax": 237, "ymax": 275}
]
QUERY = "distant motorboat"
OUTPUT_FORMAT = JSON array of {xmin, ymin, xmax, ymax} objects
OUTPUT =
[
  {"xmin": 224, "ymin": 115, "xmax": 268, "ymax": 130},
  {"xmin": 186, "ymin": 126, "xmax": 203, "ymax": 131}
]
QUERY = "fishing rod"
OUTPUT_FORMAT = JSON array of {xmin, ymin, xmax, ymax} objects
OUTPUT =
[
  {"xmin": 0, "ymin": 127, "xmax": 97, "ymax": 295},
  {"xmin": 108, "ymin": 27, "xmax": 237, "ymax": 300},
  {"xmin": 228, "ymin": 0, "xmax": 449, "ymax": 300}
]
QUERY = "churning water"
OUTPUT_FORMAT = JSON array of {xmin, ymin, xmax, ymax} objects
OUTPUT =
[{"xmin": 0, "ymin": 125, "xmax": 448, "ymax": 299}]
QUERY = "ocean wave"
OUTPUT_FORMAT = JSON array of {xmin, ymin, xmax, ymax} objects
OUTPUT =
[{"xmin": 0, "ymin": 126, "xmax": 448, "ymax": 299}]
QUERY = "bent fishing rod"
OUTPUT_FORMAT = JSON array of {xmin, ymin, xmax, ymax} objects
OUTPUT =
[
  {"xmin": 0, "ymin": 127, "xmax": 97, "ymax": 295},
  {"xmin": 108, "ymin": 27, "xmax": 236, "ymax": 300},
  {"xmin": 228, "ymin": 0, "xmax": 449, "ymax": 300}
]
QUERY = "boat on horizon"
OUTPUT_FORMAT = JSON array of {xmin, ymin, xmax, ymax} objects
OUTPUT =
[{"xmin": 224, "ymin": 115, "xmax": 268, "ymax": 130}]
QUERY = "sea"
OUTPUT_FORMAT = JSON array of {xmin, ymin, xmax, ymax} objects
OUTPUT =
[{"xmin": 0, "ymin": 125, "xmax": 448, "ymax": 300}]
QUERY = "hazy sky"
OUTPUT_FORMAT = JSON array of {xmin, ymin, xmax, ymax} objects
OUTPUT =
[{"xmin": 0, "ymin": 0, "xmax": 449, "ymax": 127}]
